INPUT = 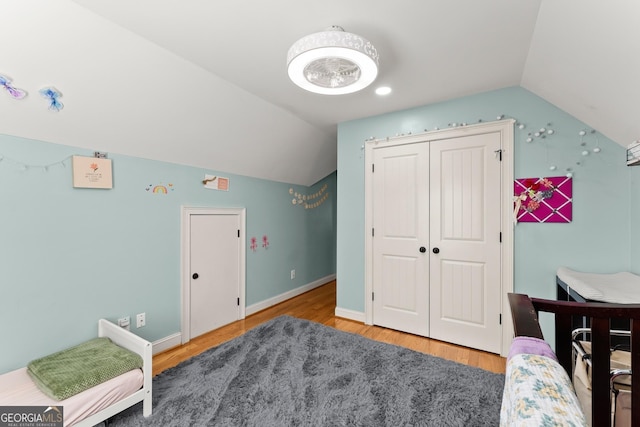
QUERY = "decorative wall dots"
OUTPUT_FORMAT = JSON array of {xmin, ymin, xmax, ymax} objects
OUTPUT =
[
  {"xmin": 524, "ymin": 123, "xmax": 556, "ymax": 143},
  {"xmin": 360, "ymin": 113, "xmax": 605, "ymax": 178},
  {"xmin": 579, "ymin": 129, "xmax": 601, "ymax": 154},
  {"xmin": 365, "ymin": 113, "xmax": 511, "ymax": 145},
  {"xmin": 517, "ymin": 122, "xmax": 605, "ymax": 177}
]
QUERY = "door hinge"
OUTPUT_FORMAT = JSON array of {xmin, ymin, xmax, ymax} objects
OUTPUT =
[
  {"xmin": 372, "ymin": 292, "xmax": 374, "ymax": 301},
  {"xmin": 499, "ymin": 232, "xmax": 502, "ymax": 243},
  {"xmin": 372, "ymin": 228, "xmax": 375, "ymax": 237},
  {"xmin": 499, "ymin": 313, "xmax": 502, "ymax": 325},
  {"xmin": 494, "ymin": 149, "xmax": 503, "ymax": 161},
  {"xmin": 237, "ymin": 229, "xmax": 240, "ymax": 238},
  {"xmin": 237, "ymin": 297, "xmax": 240, "ymax": 306},
  {"xmin": 372, "ymin": 163, "xmax": 375, "ymax": 173}
]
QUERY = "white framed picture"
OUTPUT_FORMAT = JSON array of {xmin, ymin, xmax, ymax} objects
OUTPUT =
[{"xmin": 72, "ymin": 156, "xmax": 113, "ymax": 189}]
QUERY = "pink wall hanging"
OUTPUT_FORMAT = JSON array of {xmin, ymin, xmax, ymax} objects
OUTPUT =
[{"xmin": 514, "ymin": 176, "xmax": 572, "ymax": 223}]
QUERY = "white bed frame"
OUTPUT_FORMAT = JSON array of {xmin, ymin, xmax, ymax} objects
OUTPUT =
[{"xmin": 73, "ymin": 319, "xmax": 153, "ymax": 427}]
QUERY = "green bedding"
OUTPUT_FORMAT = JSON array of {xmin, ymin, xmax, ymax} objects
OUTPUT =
[{"xmin": 27, "ymin": 337, "xmax": 143, "ymax": 401}]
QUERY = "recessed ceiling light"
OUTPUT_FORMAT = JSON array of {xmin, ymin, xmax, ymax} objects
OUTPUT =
[{"xmin": 375, "ymin": 86, "xmax": 392, "ymax": 96}]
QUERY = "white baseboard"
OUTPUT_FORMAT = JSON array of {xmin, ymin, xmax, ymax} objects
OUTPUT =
[
  {"xmin": 152, "ymin": 332, "xmax": 181, "ymax": 355},
  {"xmin": 245, "ymin": 274, "xmax": 336, "ymax": 316},
  {"xmin": 334, "ymin": 307, "xmax": 365, "ymax": 323},
  {"xmin": 153, "ymin": 274, "xmax": 336, "ymax": 352}
]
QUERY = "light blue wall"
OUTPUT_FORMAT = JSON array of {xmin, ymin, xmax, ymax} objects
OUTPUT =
[
  {"xmin": 337, "ymin": 87, "xmax": 631, "ymax": 338},
  {"xmin": 0, "ymin": 134, "xmax": 336, "ymax": 374},
  {"xmin": 631, "ymin": 168, "xmax": 640, "ymax": 264}
]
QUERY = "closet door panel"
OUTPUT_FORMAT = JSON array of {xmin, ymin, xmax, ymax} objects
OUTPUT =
[
  {"xmin": 371, "ymin": 142, "xmax": 430, "ymax": 336},
  {"xmin": 429, "ymin": 132, "xmax": 502, "ymax": 353}
]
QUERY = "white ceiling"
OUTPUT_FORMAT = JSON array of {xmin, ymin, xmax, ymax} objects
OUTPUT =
[{"xmin": 2, "ymin": 1, "xmax": 638, "ymax": 185}]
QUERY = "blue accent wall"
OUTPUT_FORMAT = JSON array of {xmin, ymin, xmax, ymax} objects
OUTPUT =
[
  {"xmin": 0, "ymin": 134, "xmax": 336, "ymax": 373},
  {"xmin": 337, "ymin": 86, "xmax": 632, "ymax": 339}
]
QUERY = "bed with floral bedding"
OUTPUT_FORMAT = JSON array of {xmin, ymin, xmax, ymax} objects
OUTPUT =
[{"xmin": 500, "ymin": 336, "xmax": 586, "ymax": 426}]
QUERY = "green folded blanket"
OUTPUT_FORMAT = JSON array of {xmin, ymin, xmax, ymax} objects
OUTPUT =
[{"xmin": 27, "ymin": 337, "xmax": 143, "ymax": 401}]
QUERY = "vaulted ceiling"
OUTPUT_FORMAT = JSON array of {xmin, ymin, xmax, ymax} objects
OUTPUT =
[{"xmin": 2, "ymin": 1, "xmax": 638, "ymax": 185}]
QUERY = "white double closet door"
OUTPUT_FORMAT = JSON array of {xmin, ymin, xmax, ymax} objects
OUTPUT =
[{"xmin": 369, "ymin": 128, "xmax": 503, "ymax": 354}]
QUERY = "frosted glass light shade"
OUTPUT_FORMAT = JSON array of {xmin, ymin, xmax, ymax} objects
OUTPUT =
[{"xmin": 287, "ymin": 26, "xmax": 379, "ymax": 95}]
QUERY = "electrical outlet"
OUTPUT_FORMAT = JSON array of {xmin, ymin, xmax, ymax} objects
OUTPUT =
[
  {"xmin": 118, "ymin": 316, "xmax": 130, "ymax": 331},
  {"xmin": 136, "ymin": 313, "xmax": 146, "ymax": 328},
  {"xmin": 290, "ymin": 269, "xmax": 295, "ymax": 280}
]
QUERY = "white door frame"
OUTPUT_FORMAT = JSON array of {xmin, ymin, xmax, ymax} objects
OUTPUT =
[
  {"xmin": 181, "ymin": 206, "xmax": 246, "ymax": 344},
  {"xmin": 364, "ymin": 120, "xmax": 514, "ymax": 356}
]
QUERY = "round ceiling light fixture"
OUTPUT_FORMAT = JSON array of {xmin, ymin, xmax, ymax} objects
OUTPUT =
[{"xmin": 287, "ymin": 26, "xmax": 379, "ymax": 95}]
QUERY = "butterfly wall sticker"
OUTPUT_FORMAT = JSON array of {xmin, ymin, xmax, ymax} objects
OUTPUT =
[
  {"xmin": 40, "ymin": 87, "xmax": 63, "ymax": 111},
  {"xmin": 0, "ymin": 74, "xmax": 27, "ymax": 99}
]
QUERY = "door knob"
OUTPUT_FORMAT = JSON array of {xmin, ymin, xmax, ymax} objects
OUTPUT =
[
  {"xmin": 419, "ymin": 246, "xmax": 426, "ymax": 253},
  {"xmin": 432, "ymin": 247, "xmax": 440, "ymax": 254},
  {"xmin": 192, "ymin": 273, "xmax": 199, "ymax": 279}
]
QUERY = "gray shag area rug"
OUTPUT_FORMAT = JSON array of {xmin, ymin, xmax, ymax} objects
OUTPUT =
[{"xmin": 110, "ymin": 315, "xmax": 504, "ymax": 426}]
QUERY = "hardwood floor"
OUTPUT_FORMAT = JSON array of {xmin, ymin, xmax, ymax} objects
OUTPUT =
[{"xmin": 153, "ymin": 280, "xmax": 506, "ymax": 376}]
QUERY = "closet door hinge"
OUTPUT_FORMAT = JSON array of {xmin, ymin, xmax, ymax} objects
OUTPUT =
[
  {"xmin": 237, "ymin": 297, "xmax": 240, "ymax": 306},
  {"xmin": 494, "ymin": 149, "xmax": 503, "ymax": 161},
  {"xmin": 372, "ymin": 164, "xmax": 375, "ymax": 173},
  {"xmin": 372, "ymin": 228, "xmax": 375, "ymax": 237},
  {"xmin": 499, "ymin": 232, "xmax": 502, "ymax": 243},
  {"xmin": 372, "ymin": 292, "xmax": 375, "ymax": 301},
  {"xmin": 237, "ymin": 229, "xmax": 240, "ymax": 238},
  {"xmin": 499, "ymin": 313, "xmax": 502, "ymax": 325}
]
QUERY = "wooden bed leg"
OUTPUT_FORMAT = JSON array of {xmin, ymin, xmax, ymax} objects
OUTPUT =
[{"xmin": 591, "ymin": 316, "xmax": 611, "ymax": 427}]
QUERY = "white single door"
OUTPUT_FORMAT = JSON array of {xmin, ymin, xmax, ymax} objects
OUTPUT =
[
  {"xmin": 372, "ymin": 142, "xmax": 430, "ymax": 336},
  {"xmin": 189, "ymin": 213, "xmax": 240, "ymax": 339},
  {"xmin": 429, "ymin": 132, "xmax": 502, "ymax": 353}
]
